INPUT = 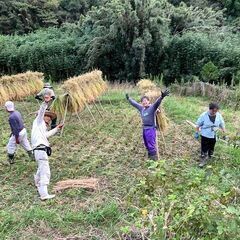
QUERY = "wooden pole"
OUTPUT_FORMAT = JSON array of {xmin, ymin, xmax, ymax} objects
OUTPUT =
[
  {"xmin": 97, "ymin": 99, "xmax": 107, "ymax": 114},
  {"xmin": 85, "ymin": 102, "xmax": 97, "ymax": 123},
  {"xmin": 154, "ymin": 113, "xmax": 161, "ymax": 160},
  {"xmin": 75, "ymin": 111, "xmax": 85, "ymax": 128},
  {"xmin": 160, "ymin": 130, "xmax": 167, "ymax": 153},
  {"xmin": 93, "ymin": 102, "xmax": 104, "ymax": 119},
  {"xmin": 60, "ymin": 96, "xmax": 69, "ymax": 136},
  {"xmin": 156, "ymin": 131, "xmax": 160, "ymax": 160}
]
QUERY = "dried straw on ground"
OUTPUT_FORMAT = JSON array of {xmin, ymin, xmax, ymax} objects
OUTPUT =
[
  {"xmin": 53, "ymin": 178, "xmax": 99, "ymax": 192},
  {"xmin": 137, "ymin": 79, "xmax": 169, "ymax": 132},
  {"xmin": 0, "ymin": 71, "xmax": 44, "ymax": 105},
  {"xmin": 52, "ymin": 70, "xmax": 107, "ymax": 117}
]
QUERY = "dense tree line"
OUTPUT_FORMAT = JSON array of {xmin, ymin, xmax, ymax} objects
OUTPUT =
[
  {"xmin": 0, "ymin": 0, "xmax": 240, "ymax": 84},
  {"xmin": 0, "ymin": 0, "xmax": 102, "ymax": 35}
]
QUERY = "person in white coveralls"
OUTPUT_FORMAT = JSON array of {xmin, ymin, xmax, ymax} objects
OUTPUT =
[{"xmin": 32, "ymin": 92, "xmax": 63, "ymax": 200}]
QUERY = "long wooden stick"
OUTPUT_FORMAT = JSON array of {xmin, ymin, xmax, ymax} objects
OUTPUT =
[
  {"xmin": 75, "ymin": 111, "xmax": 85, "ymax": 128},
  {"xmin": 156, "ymin": 131, "xmax": 160, "ymax": 160},
  {"xmin": 84, "ymin": 102, "xmax": 97, "ymax": 123},
  {"xmin": 93, "ymin": 102, "xmax": 104, "ymax": 119},
  {"xmin": 61, "ymin": 96, "xmax": 69, "ymax": 136},
  {"xmin": 185, "ymin": 120, "xmax": 197, "ymax": 128},
  {"xmin": 97, "ymin": 98, "xmax": 107, "ymax": 114},
  {"xmin": 154, "ymin": 114, "xmax": 161, "ymax": 160},
  {"xmin": 160, "ymin": 130, "xmax": 167, "ymax": 153},
  {"xmin": 104, "ymin": 87, "xmax": 114, "ymax": 108}
]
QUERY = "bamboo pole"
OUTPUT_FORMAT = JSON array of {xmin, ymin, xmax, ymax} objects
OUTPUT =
[
  {"xmin": 96, "ymin": 98, "xmax": 107, "ymax": 114},
  {"xmin": 160, "ymin": 130, "xmax": 167, "ymax": 153},
  {"xmin": 154, "ymin": 114, "xmax": 161, "ymax": 160},
  {"xmin": 156, "ymin": 131, "xmax": 160, "ymax": 160},
  {"xmin": 75, "ymin": 111, "xmax": 85, "ymax": 128},
  {"xmin": 93, "ymin": 102, "xmax": 104, "ymax": 119},
  {"xmin": 84, "ymin": 102, "xmax": 97, "ymax": 123},
  {"xmin": 60, "ymin": 96, "xmax": 69, "ymax": 136}
]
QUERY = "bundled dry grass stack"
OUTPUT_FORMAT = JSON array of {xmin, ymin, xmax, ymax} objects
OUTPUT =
[
  {"xmin": 137, "ymin": 79, "xmax": 157, "ymax": 93},
  {"xmin": 0, "ymin": 71, "xmax": 44, "ymax": 105},
  {"xmin": 137, "ymin": 79, "xmax": 169, "ymax": 132},
  {"xmin": 53, "ymin": 178, "xmax": 99, "ymax": 192},
  {"xmin": 51, "ymin": 70, "xmax": 107, "ymax": 118}
]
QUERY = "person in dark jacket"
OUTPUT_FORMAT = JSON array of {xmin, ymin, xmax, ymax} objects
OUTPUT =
[{"xmin": 5, "ymin": 101, "xmax": 33, "ymax": 164}]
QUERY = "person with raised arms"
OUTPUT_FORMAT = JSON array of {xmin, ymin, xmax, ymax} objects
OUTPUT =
[
  {"xmin": 32, "ymin": 92, "xmax": 63, "ymax": 200},
  {"xmin": 126, "ymin": 90, "xmax": 170, "ymax": 160}
]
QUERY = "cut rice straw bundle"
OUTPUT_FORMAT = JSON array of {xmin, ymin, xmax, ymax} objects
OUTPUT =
[
  {"xmin": 59, "ymin": 70, "xmax": 108, "ymax": 114},
  {"xmin": 156, "ymin": 108, "xmax": 170, "ymax": 132},
  {"xmin": 53, "ymin": 178, "xmax": 99, "ymax": 192},
  {"xmin": 137, "ymin": 79, "xmax": 156, "ymax": 94},
  {"xmin": 51, "ymin": 96, "xmax": 65, "ymax": 119},
  {"xmin": 0, "ymin": 71, "xmax": 44, "ymax": 105}
]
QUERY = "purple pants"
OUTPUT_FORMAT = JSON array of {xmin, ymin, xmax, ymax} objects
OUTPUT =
[{"xmin": 143, "ymin": 128, "xmax": 157, "ymax": 157}]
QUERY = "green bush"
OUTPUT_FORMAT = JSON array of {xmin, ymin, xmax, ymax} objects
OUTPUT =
[
  {"xmin": 1, "ymin": 1, "xmax": 240, "ymax": 83},
  {"xmin": 201, "ymin": 61, "xmax": 220, "ymax": 82},
  {"xmin": 0, "ymin": 28, "xmax": 82, "ymax": 81},
  {"xmin": 164, "ymin": 32, "xmax": 240, "ymax": 85}
]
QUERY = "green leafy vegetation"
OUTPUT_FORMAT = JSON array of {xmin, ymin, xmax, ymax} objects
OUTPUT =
[{"xmin": 1, "ymin": 0, "xmax": 240, "ymax": 83}]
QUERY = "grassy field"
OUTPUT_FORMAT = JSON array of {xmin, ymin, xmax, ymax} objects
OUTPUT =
[{"xmin": 0, "ymin": 85, "xmax": 239, "ymax": 239}]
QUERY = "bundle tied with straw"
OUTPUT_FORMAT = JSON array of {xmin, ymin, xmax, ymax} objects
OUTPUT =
[
  {"xmin": 137, "ymin": 79, "xmax": 169, "ymax": 133},
  {"xmin": 137, "ymin": 79, "xmax": 156, "ymax": 93},
  {"xmin": 0, "ymin": 71, "xmax": 44, "ymax": 105},
  {"xmin": 53, "ymin": 178, "xmax": 99, "ymax": 192},
  {"xmin": 51, "ymin": 70, "xmax": 108, "ymax": 119}
]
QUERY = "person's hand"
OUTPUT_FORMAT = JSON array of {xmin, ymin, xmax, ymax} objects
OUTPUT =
[
  {"xmin": 15, "ymin": 137, "xmax": 20, "ymax": 144},
  {"xmin": 35, "ymin": 95, "xmax": 42, "ymax": 101},
  {"xmin": 57, "ymin": 123, "xmax": 64, "ymax": 129},
  {"xmin": 161, "ymin": 89, "xmax": 170, "ymax": 99},
  {"xmin": 125, "ymin": 93, "xmax": 129, "ymax": 100},
  {"xmin": 44, "ymin": 95, "xmax": 52, "ymax": 103},
  {"xmin": 194, "ymin": 132, "xmax": 200, "ymax": 140}
]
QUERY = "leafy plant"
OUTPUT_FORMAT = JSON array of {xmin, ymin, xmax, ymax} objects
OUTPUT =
[{"xmin": 201, "ymin": 61, "xmax": 220, "ymax": 82}]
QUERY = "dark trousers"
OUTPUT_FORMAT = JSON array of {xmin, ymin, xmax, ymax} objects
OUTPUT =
[{"xmin": 201, "ymin": 135, "xmax": 216, "ymax": 157}]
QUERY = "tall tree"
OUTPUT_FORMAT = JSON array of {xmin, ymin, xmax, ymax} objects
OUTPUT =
[{"xmin": 79, "ymin": 0, "xmax": 170, "ymax": 81}]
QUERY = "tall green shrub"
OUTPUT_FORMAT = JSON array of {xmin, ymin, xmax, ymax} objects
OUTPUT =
[{"xmin": 201, "ymin": 61, "xmax": 220, "ymax": 82}]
